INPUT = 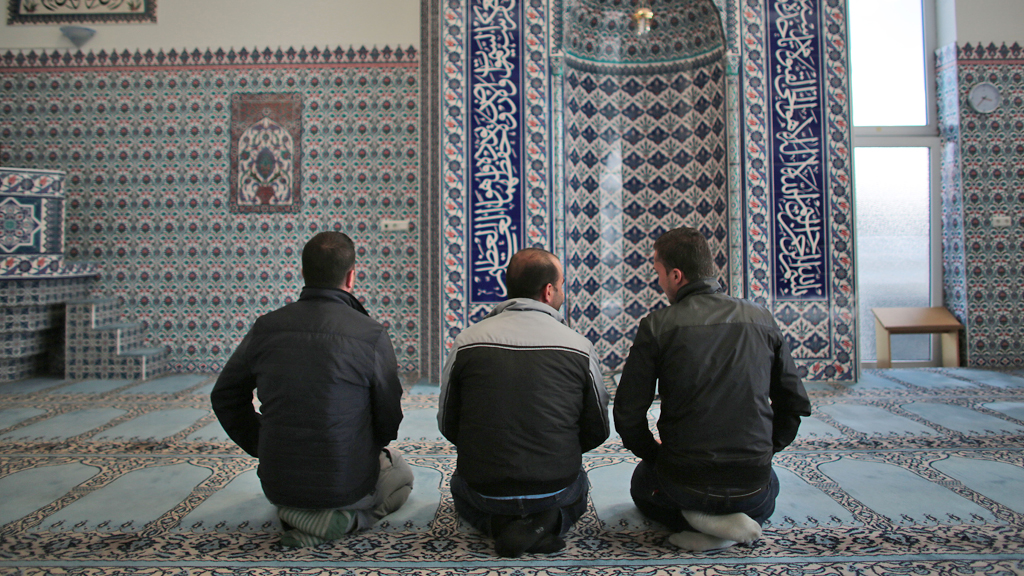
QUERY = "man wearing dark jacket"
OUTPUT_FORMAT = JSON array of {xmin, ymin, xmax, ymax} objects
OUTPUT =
[
  {"xmin": 614, "ymin": 227, "xmax": 811, "ymax": 552},
  {"xmin": 438, "ymin": 248, "xmax": 610, "ymax": 557},
  {"xmin": 212, "ymin": 232, "xmax": 412, "ymax": 547}
]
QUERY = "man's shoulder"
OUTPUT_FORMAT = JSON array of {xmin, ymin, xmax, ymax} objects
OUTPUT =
[
  {"xmin": 257, "ymin": 298, "xmax": 385, "ymax": 337},
  {"xmin": 649, "ymin": 292, "xmax": 775, "ymax": 327},
  {"xmin": 455, "ymin": 308, "xmax": 593, "ymax": 355}
]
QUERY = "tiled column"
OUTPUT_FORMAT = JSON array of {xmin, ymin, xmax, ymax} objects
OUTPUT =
[
  {"xmin": 937, "ymin": 43, "xmax": 1024, "ymax": 367},
  {"xmin": 439, "ymin": 0, "xmax": 554, "ymax": 360},
  {"xmin": 738, "ymin": 0, "xmax": 857, "ymax": 380}
]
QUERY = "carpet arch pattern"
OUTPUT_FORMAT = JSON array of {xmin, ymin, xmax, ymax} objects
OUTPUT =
[{"xmin": 1, "ymin": 368, "xmax": 1023, "ymax": 574}]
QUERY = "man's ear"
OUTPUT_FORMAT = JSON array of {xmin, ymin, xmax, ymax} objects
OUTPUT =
[
  {"xmin": 342, "ymin": 268, "xmax": 356, "ymax": 291},
  {"xmin": 670, "ymin": 267, "xmax": 689, "ymax": 292},
  {"xmin": 540, "ymin": 282, "xmax": 555, "ymax": 306}
]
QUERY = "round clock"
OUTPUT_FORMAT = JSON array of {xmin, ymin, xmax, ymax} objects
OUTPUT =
[{"xmin": 968, "ymin": 82, "xmax": 1001, "ymax": 114}]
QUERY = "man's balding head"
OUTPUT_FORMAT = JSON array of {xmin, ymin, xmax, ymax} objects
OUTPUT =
[{"xmin": 506, "ymin": 249, "xmax": 563, "ymax": 307}]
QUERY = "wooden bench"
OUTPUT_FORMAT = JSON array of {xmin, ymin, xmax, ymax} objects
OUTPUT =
[{"xmin": 872, "ymin": 307, "xmax": 964, "ymax": 369}]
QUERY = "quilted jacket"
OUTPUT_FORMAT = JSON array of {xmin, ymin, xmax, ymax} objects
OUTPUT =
[{"xmin": 212, "ymin": 287, "xmax": 403, "ymax": 509}]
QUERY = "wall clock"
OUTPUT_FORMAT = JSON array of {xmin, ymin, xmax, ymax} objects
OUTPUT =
[{"xmin": 968, "ymin": 82, "xmax": 1001, "ymax": 114}]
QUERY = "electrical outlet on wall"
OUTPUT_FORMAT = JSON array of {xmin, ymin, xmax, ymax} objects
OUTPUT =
[
  {"xmin": 992, "ymin": 215, "xmax": 1012, "ymax": 228},
  {"xmin": 381, "ymin": 219, "xmax": 411, "ymax": 232}
]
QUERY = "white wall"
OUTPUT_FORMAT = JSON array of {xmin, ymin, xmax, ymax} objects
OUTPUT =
[
  {"xmin": 936, "ymin": 0, "xmax": 1024, "ymax": 46},
  {"xmin": 0, "ymin": 0, "xmax": 420, "ymax": 51}
]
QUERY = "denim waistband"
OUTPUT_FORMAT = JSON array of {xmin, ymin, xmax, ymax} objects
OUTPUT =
[
  {"xmin": 480, "ymin": 486, "xmax": 568, "ymax": 500},
  {"xmin": 672, "ymin": 483, "xmax": 768, "ymax": 501}
]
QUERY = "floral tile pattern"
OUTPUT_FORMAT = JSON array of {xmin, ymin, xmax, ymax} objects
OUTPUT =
[
  {"xmin": 937, "ymin": 43, "xmax": 1024, "ymax": 368},
  {"xmin": 0, "ymin": 46, "xmax": 422, "ymax": 374}
]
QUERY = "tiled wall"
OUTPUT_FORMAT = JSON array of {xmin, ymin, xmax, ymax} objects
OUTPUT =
[
  {"xmin": 438, "ymin": 0, "xmax": 554, "ymax": 359},
  {"xmin": 562, "ymin": 0, "xmax": 729, "ymax": 371},
  {"xmin": 434, "ymin": 0, "xmax": 857, "ymax": 380},
  {"xmin": 0, "ymin": 47, "xmax": 422, "ymax": 374},
  {"xmin": 6, "ymin": 0, "xmax": 869, "ymax": 380},
  {"xmin": 737, "ymin": 0, "xmax": 857, "ymax": 380},
  {"xmin": 938, "ymin": 43, "xmax": 1024, "ymax": 368}
]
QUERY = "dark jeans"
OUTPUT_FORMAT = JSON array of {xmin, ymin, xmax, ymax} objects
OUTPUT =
[
  {"xmin": 450, "ymin": 468, "xmax": 590, "ymax": 537},
  {"xmin": 630, "ymin": 459, "xmax": 780, "ymax": 533}
]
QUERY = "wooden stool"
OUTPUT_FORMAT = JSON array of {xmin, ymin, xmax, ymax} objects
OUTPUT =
[{"xmin": 872, "ymin": 307, "xmax": 963, "ymax": 369}]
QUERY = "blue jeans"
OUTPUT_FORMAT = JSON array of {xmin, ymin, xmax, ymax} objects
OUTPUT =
[
  {"xmin": 630, "ymin": 459, "xmax": 779, "ymax": 532},
  {"xmin": 450, "ymin": 468, "xmax": 590, "ymax": 537}
]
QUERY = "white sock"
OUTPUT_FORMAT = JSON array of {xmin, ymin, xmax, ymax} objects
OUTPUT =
[
  {"xmin": 680, "ymin": 510, "xmax": 761, "ymax": 544},
  {"xmin": 668, "ymin": 530, "xmax": 736, "ymax": 551}
]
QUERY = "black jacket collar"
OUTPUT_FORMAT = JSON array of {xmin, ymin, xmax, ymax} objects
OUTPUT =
[
  {"xmin": 672, "ymin": 278, "xmax": 723, "ymax": 304},
  {"xmin": 299, "ymin": 287, "xmax": 370, "ymax": 317}
]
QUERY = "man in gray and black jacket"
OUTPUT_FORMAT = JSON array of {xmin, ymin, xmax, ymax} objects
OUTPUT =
[{"xmin": 438, "ymin": 248, "xmax": 609, "ymax": 557}]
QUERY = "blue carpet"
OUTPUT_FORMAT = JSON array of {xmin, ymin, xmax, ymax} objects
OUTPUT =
[{"xmin": 1, "ymin": 368, "xmax": 1023, "ymax": 574}]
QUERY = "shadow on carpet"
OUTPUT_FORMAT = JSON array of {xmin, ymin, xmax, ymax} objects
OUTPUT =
[{"xmin": 2, "ymin": 368, "xmax": 1024, "ymax": 574}]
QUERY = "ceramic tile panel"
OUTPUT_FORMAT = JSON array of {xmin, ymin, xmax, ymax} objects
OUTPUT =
[
  {"xmin": 435, "ymin": 0, "xmax": 858, "ymax": 380},
  {"xmin": 739, "ymin": 0, "xmax": 857, "ymax": 380},
  {"xmin": 937, "ymin": 43, "xmax": 1024, "ymax": 368},
  {"xmin": 0, "ymin": 168, "xmax": 64, "ymax": 256},
  {"xmin": 0, "ymin": 168, "xmax": 100, "ymax": 279},
  {"xmin": 936, "ymin": 44, "xmax": 969, "ymax": 346},
  {"xmin": 562, "ymin": 0, "xmax": 729, "ymax": 369},
  {"xmin": 440, "ymin": 0, "xmax": 553, "ymax": 359},
  {"xmin": 559, "ymin": 0, "xmax": 730, "ymax": 371},
  {"xmin": 0, "ymin": 46, "xmax": 423, "ymax": 374}
]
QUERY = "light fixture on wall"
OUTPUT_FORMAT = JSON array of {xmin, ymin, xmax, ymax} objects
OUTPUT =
[
  {"xmin": 631, "ymin": 0, "xmax": 654, "ymax": 37},
  {"xmin": 60, "ymin": 26, "xmax": 96, "ymax": 48}
]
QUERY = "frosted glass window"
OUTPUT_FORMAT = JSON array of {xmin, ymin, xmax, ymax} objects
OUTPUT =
[
  {"xmin": 855, "ymin": 147, "xmax": 931, "ymax": 361},
  {"xmin": 849, "ymin": 0, "xmax": 927, "ymax": 126}
]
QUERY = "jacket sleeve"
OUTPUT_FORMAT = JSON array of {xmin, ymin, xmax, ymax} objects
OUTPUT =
[
  {"xmin": 370, "ymin": 329, "xmax": 404, "ymax": 448},
  {"xmin": 613, "ymin": 315, "xmax": 661, "ymax": 462},
  {"xmin": 578, "ymin": 343, "xmax": 610, "ymax": 452},
  {"xmin": 436, "ymin": 343, "xmax": 461, "ymax": 445},
  {"xmin": 770, "ymin": 332, "xmax": 812, "ymax": 453},
  {"xmin": 210, "ymin": 330, "xmax": 260, "ymax": 457}
]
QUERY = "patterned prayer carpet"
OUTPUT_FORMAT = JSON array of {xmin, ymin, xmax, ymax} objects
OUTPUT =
[{"xmin": 2, "ymin": 368, "xmax": 1024, "ymax": 575}]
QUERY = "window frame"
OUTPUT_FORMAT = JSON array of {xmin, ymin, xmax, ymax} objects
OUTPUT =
[{"xmin": 851, "ymin": 0, "xmax": 944, "ymax": 368}]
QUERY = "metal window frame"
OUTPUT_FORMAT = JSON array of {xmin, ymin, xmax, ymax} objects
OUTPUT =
[{"xmin": 851, "ymin": 0, "xmax": 943, "ymax": 368}]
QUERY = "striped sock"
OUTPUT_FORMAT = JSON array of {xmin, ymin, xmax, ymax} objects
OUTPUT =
[
  {"xmin": 279, "ymin": 528, "xmax": 327, "ymax": 548},
  {"xmin": 278, "ymin": 507, "xmax": 355, "ymax": 540}
]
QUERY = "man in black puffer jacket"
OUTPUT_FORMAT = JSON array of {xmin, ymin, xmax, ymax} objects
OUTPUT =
[
  {"xmin": 439, "ymin": 248, "xmax": 610, "ymax": 557},
  {"xmin": 212, "ymin": 232, "xmax": 412, "ymax": 547},
  {"xmin": 614, "ymin": 227, "xmax": 811, "ymax": 552}
]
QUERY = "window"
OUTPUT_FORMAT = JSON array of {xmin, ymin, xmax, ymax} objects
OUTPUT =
[
  {"xmin": 849, "ymin": 0, "xmax": 928, "ymax": 126},
  {"xmin": 849, "ymin": 0, "xmax": 941, "ymax": 367}
]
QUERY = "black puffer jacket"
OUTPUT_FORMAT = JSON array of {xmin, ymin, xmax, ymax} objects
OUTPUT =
[
  {"xmin": 212, "ymin": 288, "xmax": 403, "ymax": 509},
  {"xmin": 614, "ymin": 279, "xmax": 811, "ymax": 490},
  {"xmin": 438, "ymin": 298, "xmax": 610, "ymax": 496}
]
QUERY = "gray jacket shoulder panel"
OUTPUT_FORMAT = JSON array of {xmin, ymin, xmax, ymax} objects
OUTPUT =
[{"xmin": 455, "ymin": 298, "xmax": 593, "ymax": 356}]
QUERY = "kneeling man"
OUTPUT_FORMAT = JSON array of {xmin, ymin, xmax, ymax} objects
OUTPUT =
[
  {"xmin": 614, "ymin": 227, "xmax": 811, "ymax": 551},
  {"xmin": 213, "ymin": 232, "xmax": 413, "ymax": 547},
  {"xmin": 439, "ymin": 248, "xmax": 609, "ymax": 557}
]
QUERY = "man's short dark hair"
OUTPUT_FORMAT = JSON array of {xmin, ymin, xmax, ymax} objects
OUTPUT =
[
  {"xmin": 506, "ymin": 248, "xmax": 560, "ymax": 300},
  {"xmin": 302, "ymin": 232, "xmax": 356, "ymax": 288},
  {"xmin": 653, "ymin": 227, "xmax": 716, "ymax": 282}
]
